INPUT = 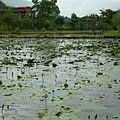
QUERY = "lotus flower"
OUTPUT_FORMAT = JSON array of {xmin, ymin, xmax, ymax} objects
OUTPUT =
[
  {"xmin": 43, "ymin": 94, "xmax": 48, "ymax": 108},
  {"xmin": 44, "ymin": 94, "xmax": 48, "ymax": 99}
]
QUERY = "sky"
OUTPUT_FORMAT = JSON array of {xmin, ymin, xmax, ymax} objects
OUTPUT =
[{"xmin": 2, "ymin": 0, "xmax": 120, "ymax": 17}]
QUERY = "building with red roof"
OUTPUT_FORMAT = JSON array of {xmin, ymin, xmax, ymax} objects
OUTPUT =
[{"xmin": 14, "ymin": 6, "xmax": 36, "ymax": 18}]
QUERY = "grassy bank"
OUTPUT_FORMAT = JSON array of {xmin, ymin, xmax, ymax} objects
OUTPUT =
[
  {"xmin": 103, "ymin": 30, "xmax": 120, "ymax": 36},
  {"xmin": 0, "ymin": 30, "xmax": 101, "ymax": 35},
  {"xmin": 0, "ymin": 30, "xmax": 120, "ymax": 38}
]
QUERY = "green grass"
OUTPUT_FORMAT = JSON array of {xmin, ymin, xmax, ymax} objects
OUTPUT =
[
  {"xmin": 1, "ymin": 30, "xmax": 101, "ymax": 35},
  {"xmin": 103, "ymin": 30, "xmax": 120, "ymax": 36},
  {"xmin": 18, "ymin": 31, "xmax": 95, "ymax": 35},
  {"xmin": 0, "ymin": 30, "xmax": 120, "ymax": 37}
]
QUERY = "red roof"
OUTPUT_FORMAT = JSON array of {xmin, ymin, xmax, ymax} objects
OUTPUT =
[{"xmin": 15, "ymin": 6, "xmax": 32, "ymax": 12}]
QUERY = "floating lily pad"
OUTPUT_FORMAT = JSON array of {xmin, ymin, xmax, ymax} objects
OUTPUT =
[
  {"xmin": 93, "ymin": 106, "xmax": 107, "ymax": 110},
  {"xmin": 0, "ymin": 38, "xmax": 120, "ymax": 120},
  {"xmin": 112, "ymin": 116, "xmax": 120, "ymax": 120},
  {"xmin": 38, "ymin": 112, "xmax": 45, "ymax": 118}
]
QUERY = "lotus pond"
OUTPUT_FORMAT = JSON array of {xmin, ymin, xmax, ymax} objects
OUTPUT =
[{"xmin": 0, "ymin": 38, "xmax": 120, "ymax": 120}]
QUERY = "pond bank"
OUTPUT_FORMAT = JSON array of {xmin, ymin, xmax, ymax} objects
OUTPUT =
[{"xmin": 0, "ymin": 34, "xmax": 120, "ymax": 39}]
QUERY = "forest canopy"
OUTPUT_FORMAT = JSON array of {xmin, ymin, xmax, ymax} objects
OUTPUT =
[{"xmin": 0, "ymin": 0, "xmax": 120, "ymax": 32}]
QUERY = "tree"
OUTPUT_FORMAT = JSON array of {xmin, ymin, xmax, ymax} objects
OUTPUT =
[
  {"xmin": 0, "ymin": 0, "xmax": 8, "ymax": 9},
  {"xmin": 85, "ymin": 14, "xmax": 99, "ymax": 32},
  {"xmin": 112, "ymin": 10, "xmax": 120, "ymax": 31},
  {"xmin": 20, "ymin": 15, "xmax": 32, "ymax": 30},
  {"xmin": 32, "ymin": 0, "xmax": 60, "ymax": 30},
  {"xmin": 70, "ymin": 13, "xmax": 80, "ymax": 30},
  {"xmin": 55, "ymin": 15, "xmax": 64, "ymax": 29},
  {"xmin": 99, "ymin": 9, "xmax": 116, "ymax": 30},
  {"xmin": 1, "ymin": 8, "xmax": 21, "ymax": 30}
]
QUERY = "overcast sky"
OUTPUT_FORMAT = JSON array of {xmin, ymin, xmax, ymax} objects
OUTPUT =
[{"xmin": 2, "ymin": 0, "xmax": 120, "ymax": 17}]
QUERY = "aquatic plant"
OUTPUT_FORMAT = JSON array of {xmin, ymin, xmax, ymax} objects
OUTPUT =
[
  {"xmin": 88, "ymin": 115, "xmax": 90, "ymax": 119},
  {"xmin": 106, "ymin": 115, "xmax": 108, "ymax": 119},
  {"xmin": 52, "ymin": 89, "xmax": 55, "ymax": 98},
  {"xmin": 55, "ymin": 111, "xmax": 63, "ymax": 117},
  {"xmin": 64, "ymin": 83, "xmax": 68, "ymax": 88},
  {"xmin": 55, "ymin": 74, "xmax": 57, "ymax": 85},
  {"xmin": 17, "ymin": 75, "xmax": 22, "ymax": 79},
  {"xmin": 113, "ymin": 79, "xmax": 118, "ymax": 84},
  {"xmin": 114, "ymin": 62, "xmax": 119, "ymax": 66},
  {"xmin": 38, "ymin": 112, "xmax": 44, "ymax": 118},
  {"xmin": 64, "ymin": 80, "xmax": 68, "ymax": 88},
  {"xmin": 12, "ymin": 72, "xmax": 14, "ymax": 77},
  {"xmin": 97, "ymin": 72, "xmax": 103, "ymax": 75},
  {"xmin": 52, "ymin": 63, "xmax": 58, "ymax": 67},
  {"xmin": 0, "ymin": 80, "xmax": 2, "ymax": 85},
  {"xmin": 43, "ymin": 94, "xmax": 48, "ymax": 108},
  {"xmin": 1, "ymin": 104, "xmax": 4, "ymax": 119},
  {"xmin": 108, "ymin": 84, "xmax": 112, "ymax": 88},
  {"xmin": 95, "ymin": 114, "xmax": 98, "ymax": 120},
  {"xmin": 1, "ymin": 104, "xmax": 9, "ymax": 120},
  {"xmin": 44, "ymin": 59, "xmax": 52, "ymax": 66},
  {"xmin": 42, "ymin": 73, "xmax": 44, "ymax": 82}
]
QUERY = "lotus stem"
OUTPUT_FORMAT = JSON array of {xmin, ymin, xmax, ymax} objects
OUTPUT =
[
  {"xmin": 42, "ymin": 73, "xmax": 44, "ymax": 82},
  {"xmin": 52, "ymin": 89, "xmax": 55, "ymax": 98},
  {"xmin": 1, "ymin": 104, "xmax": 4, "ymax": 119},
  {"xmin": 55, "ymin": 74, "xmax": 57, "ymax": 85}
]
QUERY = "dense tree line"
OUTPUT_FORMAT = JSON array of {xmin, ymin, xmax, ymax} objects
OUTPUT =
[{"xmin": 0, "ymin": 0, "xmax": 120, "ymax": 32}]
